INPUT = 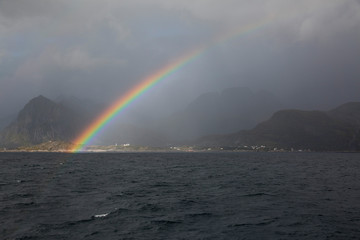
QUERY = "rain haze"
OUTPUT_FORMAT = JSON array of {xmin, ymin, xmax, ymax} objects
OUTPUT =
[{"xmin": 1, "ymin": 0, "xmax": 360, "ymax": 142}]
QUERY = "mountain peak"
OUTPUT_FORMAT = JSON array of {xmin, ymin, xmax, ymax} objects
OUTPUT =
[
  {"xmin": 18, "ymin": 95, "xmax": 58, "ymax": 120},
  {"xmin": 25, "ymin": 95, "xmax": 53, "ymax": 107},
  {"xmin": 32, "ymin": 95, "xmax": 49, "ymax": 101}
]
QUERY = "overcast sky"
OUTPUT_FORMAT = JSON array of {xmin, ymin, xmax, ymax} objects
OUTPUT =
[{"xmin": 1, "ymin": 0, "xmax": 360, "ymax": 118}]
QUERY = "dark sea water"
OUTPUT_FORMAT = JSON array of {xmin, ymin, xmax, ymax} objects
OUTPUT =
[{"xmin": 1, "ymin": 152, "xmax": 360, "ymax": 240}]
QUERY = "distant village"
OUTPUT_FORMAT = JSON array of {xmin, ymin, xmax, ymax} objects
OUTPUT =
[{"xmin": 1, "ymin": 141, "xmax": 312, "ymax": 153}]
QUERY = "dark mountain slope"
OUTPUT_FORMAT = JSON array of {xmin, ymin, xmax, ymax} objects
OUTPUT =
[
  {"xmin": 197, "ymin": 102, "xmax": 360, "ymax": 151},
  {"xmin": 0, "ymin": 95, "xmax": 83, "ymax": 148},
  {"xmin": 328, "ymin": 102, "xmax": 360, "ymax": 127}
]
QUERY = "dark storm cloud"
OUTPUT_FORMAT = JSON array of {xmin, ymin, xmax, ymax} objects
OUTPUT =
[{"xmin": 0, "ymin": 0, "xmax": 359, "ymax": 119}]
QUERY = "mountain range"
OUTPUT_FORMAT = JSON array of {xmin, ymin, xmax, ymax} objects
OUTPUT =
[
  {"xmin": 197, "ymin": 102, "xmax": 360, "ymax": 151},
  {"xmin": 0, "ymin": 92, "xmax": 359, "ymax": 151}
]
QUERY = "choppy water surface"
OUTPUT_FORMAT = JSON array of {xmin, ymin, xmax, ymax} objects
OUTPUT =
[{"xmin": 1, "ymin": 152, "xmax": 360, "ymax": 239}]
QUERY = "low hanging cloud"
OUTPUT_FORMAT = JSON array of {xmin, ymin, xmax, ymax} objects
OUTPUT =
[{"xmin": 14, "ymin": 47, "xmax": 125, "ymax": 81}]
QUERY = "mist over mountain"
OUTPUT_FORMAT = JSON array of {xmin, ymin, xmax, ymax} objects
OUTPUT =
[
  {"xmin": 55, "ymin": 94, "xmax": 106, "ymax": 119},
  {"xmin": 160, "ymin": 87, "xmax": 283, "ymax": 140},
  {"xmin": 55, "ymin": 87, "xmax": 280, "ymax": 146},
  {"xmin": 197, "ymin": 102, "xmax": 360, "ymax": 151},
  {"xmin": 0, "ymin": 114, "xmax": 16, "ymax": 132}
]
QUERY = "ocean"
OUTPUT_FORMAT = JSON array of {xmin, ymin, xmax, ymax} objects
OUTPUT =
[{"xmin": 1, "ymin": 152, "xmax": 360, "ymax": 239}]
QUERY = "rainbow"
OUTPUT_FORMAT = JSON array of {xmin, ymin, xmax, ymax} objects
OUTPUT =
[{"xmin": 70, "ymin": 18, "xmax": 273, "ymax": 152}]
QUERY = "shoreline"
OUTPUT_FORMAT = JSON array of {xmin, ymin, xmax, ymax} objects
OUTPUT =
[{"xmin": 1, "ymin": 149, "xmax": 359, "ymax": 153}]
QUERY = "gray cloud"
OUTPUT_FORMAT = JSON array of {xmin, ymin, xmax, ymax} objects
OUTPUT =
[{"xmin": 0, "ymin": 0, "xmax": 359, "ymax": 120}]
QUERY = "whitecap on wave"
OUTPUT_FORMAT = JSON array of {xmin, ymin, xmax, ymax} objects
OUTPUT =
[{"xmin": 94, "ymin": 213, "xmax": 109, "ymax": 218}]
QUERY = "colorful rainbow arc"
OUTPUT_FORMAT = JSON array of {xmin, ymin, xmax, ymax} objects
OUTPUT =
[
  {"xmin": 70, "ymin": 48, "xmax": 204, "ymax": 152},
  {"xmin": 70, "ymin": 18, "xmax": 273, "ymax": 152}
]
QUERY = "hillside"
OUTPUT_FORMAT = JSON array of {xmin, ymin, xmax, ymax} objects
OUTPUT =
[
  {"xmin": 197, "ymin": 102, "xmax": 360, "ymax": 151},
  {"xmin": 0, "ymin": 95, "xmax": 84, "ymax": 148}
]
